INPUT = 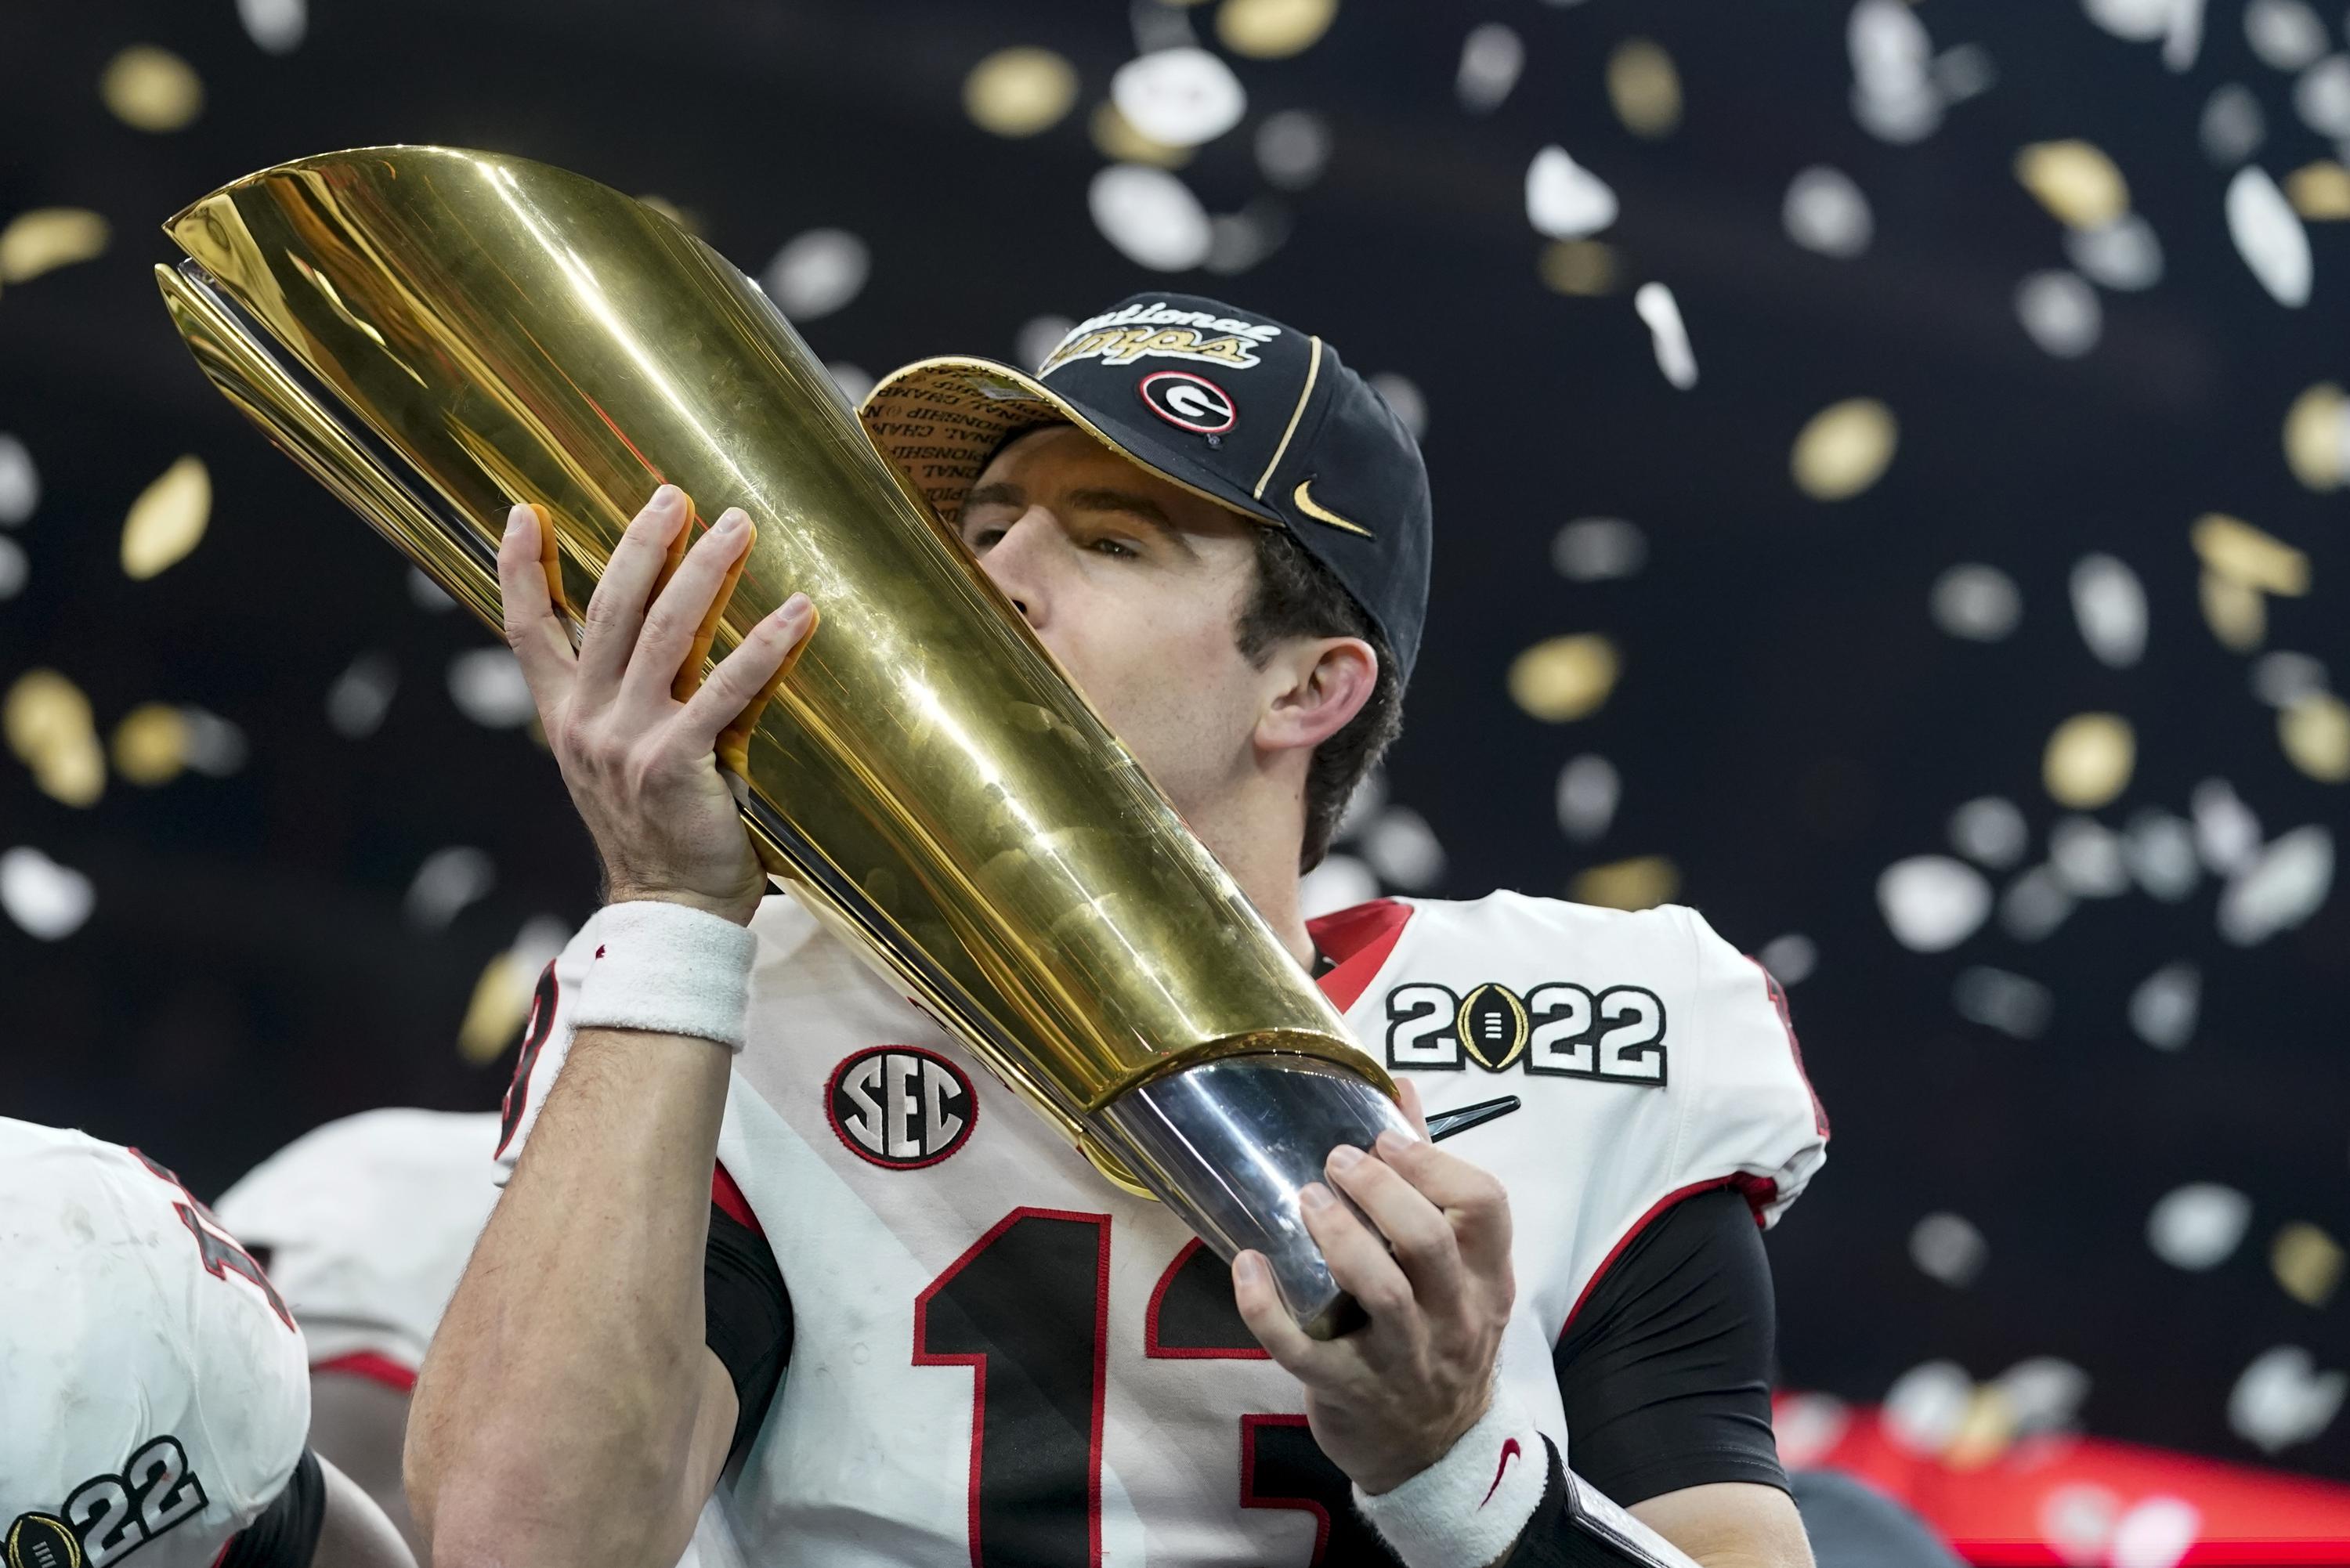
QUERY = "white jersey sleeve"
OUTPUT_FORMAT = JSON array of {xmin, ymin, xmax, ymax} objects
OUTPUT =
[
  {"xmin": 0, "ymin": 1119, "xmax": 309, "ymax": 1568},
  {"xmin": 211, "ymin": 1108, "xmax": 505, "ymax": 1374},
  {"xmin": 492, "ymin": 906, "xmax": 611, "ymax": 1186}
]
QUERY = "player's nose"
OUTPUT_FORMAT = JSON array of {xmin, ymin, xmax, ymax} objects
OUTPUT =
[{"xmin": 973, "ymin": 508, "xmax": 1056, "ymax": 630}]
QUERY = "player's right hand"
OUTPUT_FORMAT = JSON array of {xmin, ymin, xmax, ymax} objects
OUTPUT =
[{"xmin": 498, "ymin": 484, "xmax": 816, "ymax": 927}]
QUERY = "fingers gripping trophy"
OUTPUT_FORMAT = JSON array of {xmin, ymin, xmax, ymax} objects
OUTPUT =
[{"xmin": 160, "ymin": 148, "xmax": 1829, "ymax": 1568}]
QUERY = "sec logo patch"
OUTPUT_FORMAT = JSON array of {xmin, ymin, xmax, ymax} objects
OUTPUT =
[
  {"xmin": 1138, "ymin": 370, "xmax": 1237, "ymax": 435},
  {"xmin": 826, "ymin": 1046, "xmax": 978, "ymax": 1169}
]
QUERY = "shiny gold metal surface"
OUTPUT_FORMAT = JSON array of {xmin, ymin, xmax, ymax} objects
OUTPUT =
[{"xmin": 154, "ymin": 146, "xmax": 1392, "ymax": 1195}]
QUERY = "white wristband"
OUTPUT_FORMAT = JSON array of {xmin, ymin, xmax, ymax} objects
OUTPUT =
[
  {"xmin": 1352, "ymin": 1392, "xmax": 1547, "ymax": 1568},
  {"xmin": 572, "ymin": 901, "xmax": 759, "ymax": 1053}
]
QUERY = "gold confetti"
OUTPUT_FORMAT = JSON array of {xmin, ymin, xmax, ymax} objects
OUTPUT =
[
  {"xmin": 2287, "ymin": 161, "xmax": 2350, "ymax": 220},
  {"xmin": 1509, "ymin": 634, "xmax": 1621, "ymax": 721},
  {"xmin": 99, "ymin": 45, "xmax": 204, "ymax": 132},
  {"xmin": 2200, "ymin": 569, "xmax": 2266, "ymax": 651},
  {"xmin": 121, "ymin": 456, "xmax": 211, "ymax": 580},
  {"xmin": 1791, "ymin": 398, "xmax": 1898, "ymax": 501},
  {"xmin": 2043, "ymin": 713, "xmax": 2135, "ymax": 809},
  {"xmin": 0, "ymin": 208, "xmax": 110, "ymax": 284},
  {"xmin": 1607, "ymin": 40, "xmax": 1682, "ymax": 138},
  {"xmin": 5, "ymin": 669, "xmax": 106, "ymax": 807},
  {"xmin": 2281, "ymin": 692, "xmax": 2350, "ymax": 782},
  {"xmin": 965, "ymin": 47, "xmax": 1079, "ymax": 138},
  {"xmin": 1090, "ymin": 102, "xmax": 1192, "ymax": 168},
  {"xmin": 1943, "ymin": 1386, "xmax": 2019, "ymax": 1472},
  {"xmin": 1538, "ymin": 240, "xmax": 1620, "ymax": 296},
  {"xmin": 2283, "ymin": 383, "xmax": 2348, "ymax": 490},
  {"xmin": 2016, "ymin": 141, "xmax": 2130, "ymax": 230},
  {"xmin": 457, "ymin": 948, "xmax": 537, "ymax": 1064},
  {"xmin": 1571, "ymin": 855, "xmax": 1679, "ymax": 912},
  {"xmin": 2193, "ymin": 513, "xmax": 2308, "ymax": 595},
  {"xmin": 110, "ymin": 703, "xmax": 189, "ymax": 786},
  {"xmin": 2273, "ymin": 1223, "xmax": 2345, "ymax": 1308},
  {"xmin": 1217, "ymin": 0, "xmax": 1338, "ymax": 59}
]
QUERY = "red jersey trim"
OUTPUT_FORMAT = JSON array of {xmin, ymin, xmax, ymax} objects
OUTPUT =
[
  {"xmin": 1240, "ymin": 1414, "xmax": 1333, "ymax": 1563},
  {"xmin": 712, "ymin": 1161, "xmax": 762, "ymax": 1236},
  {"xmin": 312, "ymin": 1349, "xmax": 419, "ymax": 1395},
  {"xmin": 1742, "ymin": 955, "xmax": 1829, "ymax": 1140},
  {"xmin": 1307, "ymin": 898, "xmax": 1414, "ymax": 1013},
  {"xmin": 1556, "ymin": 1173, "xmax": 1778, "ymax": 1339}
]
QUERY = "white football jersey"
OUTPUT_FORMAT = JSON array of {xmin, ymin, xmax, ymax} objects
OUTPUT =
[
  {"xmin": 501, "ymin": 891, "xmax": 1827, "ymax": 1566},
  {"xmin": 0, "ymin": 1119, "xmax": 310, "ymax": 1568},
  {"xmin": 213, "ymin": 1107, "xmax": 504, "ymax": 1381}
]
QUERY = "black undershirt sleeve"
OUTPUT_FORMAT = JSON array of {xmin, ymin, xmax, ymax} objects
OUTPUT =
[
  {"xmin": 217, "ymin": 1446, "xmax": 324, "ymax": 1568},
  {"xmin": 1549, "ymin": 1185, "xmax": 1789, "ymax": 1508},
  {"xmin": 704, "ymin": 1199, "xmax": 794, "ymax": 1463}
]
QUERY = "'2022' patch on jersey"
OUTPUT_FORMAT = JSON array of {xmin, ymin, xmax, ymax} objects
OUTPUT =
[
  {"xmin": 9, "ymin": 1436, "xmax": 206, "ymax": 1568},
  {"xmin": 1384, "ymin": 981, "xmax": 1668, "ymax": 1084},
  {"xmin": 826, "ymin": 1046, "xmax": 978, "ymax": 1170}
]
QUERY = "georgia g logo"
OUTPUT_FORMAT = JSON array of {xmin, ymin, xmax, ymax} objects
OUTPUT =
[
  {"xmin": 826, "ymin": 1046, "xmax": 978, "ymax": 1170},
  {"xmin": 1138, "ymin": 370, "xmax": 1237, "ymax": 435}
]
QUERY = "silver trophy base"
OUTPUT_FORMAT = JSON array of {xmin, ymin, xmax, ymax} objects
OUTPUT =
[{"xmin": 1090, "ymin": 1055, "xmax": 1416, "ymax": 1339}]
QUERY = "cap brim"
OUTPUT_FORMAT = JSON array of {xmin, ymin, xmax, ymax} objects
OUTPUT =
[{"xmin": 859, "ymin": 356, "xmax": 1286, "ymax": 530}]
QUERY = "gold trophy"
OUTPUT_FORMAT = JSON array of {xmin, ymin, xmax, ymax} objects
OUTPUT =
[{"xmin": 154, "ymin": 146, "xmax": 1413, "ymax": 1337}]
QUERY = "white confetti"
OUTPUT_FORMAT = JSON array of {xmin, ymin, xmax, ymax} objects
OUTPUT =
[
  {"xmin": 407, "ymin": 567, "xmax": 455, "ymax": 612},
  {"xmin": 2070, "ymin": 553, "xmax": 2147, "ymax": 666},
  {"xmin": 1112, "ymin": 47, "xmax": 1246, "ymax": 149},
  {"xmin": 2193, "ymin": 779, "xmax": 2262, "ymax": 876},
  {"xmin": 236, "ymin": 0, "xmax": 305, "ymax": 52},
  {"xmin": 2226, "ymin": 166, "xmax": 2312, "ymax": 306},
  {"xmin": 0, "ymin": 434, "xmax": 37, "ymax": 524},
  {"xmin": 2251, "ymin": 651, "xmax": 2327, "ymax": 707},
  {"xmin": 1206, "ymin": 204, "xmax": 1289, "ymax": 276},
  {"xmin": 2067, "ymin": 213, "xmax": 2165, "ymax": 290},
  {"xmin": 1883, "ymin": 1360, "xmax": 1973, "ymax": 1456},
  {"xmin": 179, "ymin": 708, "xmax": 246, "ymax": 777},
  {"xmin": 1255, "ymin": 110, "xmax": 1332, "ymax": 190},
  {"xmin": 2200, "ymin": 83, "xmax": 2267, "ymax": 165},
  {"xmin": 446, "ymin": 647, "xmax": 537, "ymax": 728},
  {"xmin": 1634, "ymin": 283, "xmax": 1698, "ymax": 390},
  {"xmin": 1849, "ymin": 0, "xmax": 1943, "ymax": 145},
  {"xmin": 1365, "ymin": 807, "xmax": 1446, "ymax": 890},
  {"xmin": 2050, "ymin": 817, "xmax": 2131, "ymax": 896},
  {"xmin": 2247, "ymin": 0, "xmax": 2330, "ymax": 70},
  {"xmin": 1996, "ymin": 1357, "xmax": 2092, "ymax": 1435},
  {"xmin": 2082, "ymin": 0, "xmax": 2178, "ymax": 42},
  {"xmin": 1950, "ymin": 797, "xmax": 2030, "ymax": 869},
  {"xmin": 1335, "ymin": 768, "xmax": 1387, "ymax": 844},
  {"xmin": 406, "ymin": 845, "xmax": 496, "ymax": 930},
  {"xmin": 1910, "ymin": 1212, "xmax": 1988, "ymax": 1287},
  {"xmin": 2001, "ymin": 865, "xmax": 2076, "ymax": 941},
  {"xmin": 1089, "ymin": 164, "xmax": 1213, "ymax": 271},
  {"xmin": 1300, "ymin": 851, "xmax": 1378, "ymax": 919},
  {"xmin": 2218, "ymin": 824, "xmax": 2333, "ymax": 945},
  {"xmin": 2297, "ymin": 55, "xmax": 2350, "ymax": 135},
  {"xmin": 327, "ymin": 650, "xmax": 398, "ymax": 739},
  {"xmin": 2016, "ymin": 270, "xmax": 2103, "ymax": 357},
  {"xmin": 2130, "ymin": 962, "xmax": 2202, "ymax": 1050},
  {"xmin": 2112, "ymin": 1498, "xmax": 2200, "ymax": 1568},
  {"xmin": 2229, "ymin": 1346, "xmax": 2347, "ymax": 1452},
  {"xmin": 1368, "ymin": 373, "xmax": 1428, "ymax": 441},
  {"xmin": 2041, "ymin": 1484, "xmax": 2123, "ymax": 1566},
  {"xmin": 2149, "ymin": 1182, "xmax": 2251, "ymax": 1268},
  {"xmin": 827, "ymin": 363, "xmax": 873, "ymax": 404},
  {"xmin": 1878, "ymin": 855, "xmax": 1993, "ymax": 952},
  {"xmin": 1954, "ymin": 966, "xmax": 2054, "ymax": 1039},
  {"xmin": 761, "ymin": 229, "xmax": 870, "ymax": 321},
  {"xmin": 1758, "ymin": 933, "xmax": 1817, "ymax": 985},
  {"xmin": 0, "ymin": 537, "xmax": 24, "ymax": 601},
  {"xmin": 1930, "ymin": 564, "xmax": 2023, "ymax": 641},
  {"xmin": 1552, "ymin": 518, "xmax": 1647, "ymax": 582},
  {"xmin": 0, "ymin": 846, "xmax": 95, "ymax": 939},
  {"xmin": 1773, "ymin": 1393, "xmax": 1852, "ymax": 1469},
  {"xmin": 1457, "ymin": 23, "xmax": 1525, "ymax": 114},
  {"xmin": 1015, "ymin": 315, "xmax": 1076, "ymax": 373},
  {"xmin": 1525, "ymin": 146, "xmax": 1619, "ymax": 240},
  {"xmin": 1783, "ymin": 166, "xmax": 1874, "ymax": 258},
  {"xmin": 2125, "ymin": 809, "xmax": 2202, "ymax": 901},
  {"xmin": 1556, "ymin": 755, "xmax": 1620, "ymax": 843}
]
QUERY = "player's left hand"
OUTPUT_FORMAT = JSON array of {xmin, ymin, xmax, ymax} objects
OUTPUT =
[{"xmin": 1231, "ymin": 1078, "xmax": 1516, "ymax": 1497}]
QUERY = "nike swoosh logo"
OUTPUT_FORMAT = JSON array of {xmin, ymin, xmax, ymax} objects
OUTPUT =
[
  {"xmin": 1426, "ymin": 1095, "xmax": 1522, "ymax": 1143},
  {"xmin": 1480, "ymin": 1436, "xmax": 1525, "ymax": 1508},
  {"xmin": 1291, "ymin": 478, "xmax": 1374, "ymax": 538}
]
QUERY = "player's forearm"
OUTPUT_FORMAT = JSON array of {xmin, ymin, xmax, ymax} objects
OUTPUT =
[{"xmin": 407, "ymin": 1028, "xmax": 730, "ymax": 1566}]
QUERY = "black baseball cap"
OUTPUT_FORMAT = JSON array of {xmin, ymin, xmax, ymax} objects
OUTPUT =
[{"xmin": 859, "ymin": 292, "xmax": 1433, "ymax": 683}]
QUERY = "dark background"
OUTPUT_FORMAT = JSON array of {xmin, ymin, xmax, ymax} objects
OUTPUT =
[{"xmin": 2, "ymin": 0, "xmax": 2343, "ymax": 1480}]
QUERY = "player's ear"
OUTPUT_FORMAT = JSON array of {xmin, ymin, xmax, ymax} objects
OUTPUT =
[{"xmin": 1255, "ymin": 635, "xmax": 1376, "ymax": 758}]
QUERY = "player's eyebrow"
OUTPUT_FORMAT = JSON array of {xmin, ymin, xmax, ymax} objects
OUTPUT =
[
  {"xmin": 1065, "ymin": 488, "xmax": 1197, "ymax": 558},
  {"xmin": 960, "ymin": 481, "xmax": 1024, "ymax": 517}
]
